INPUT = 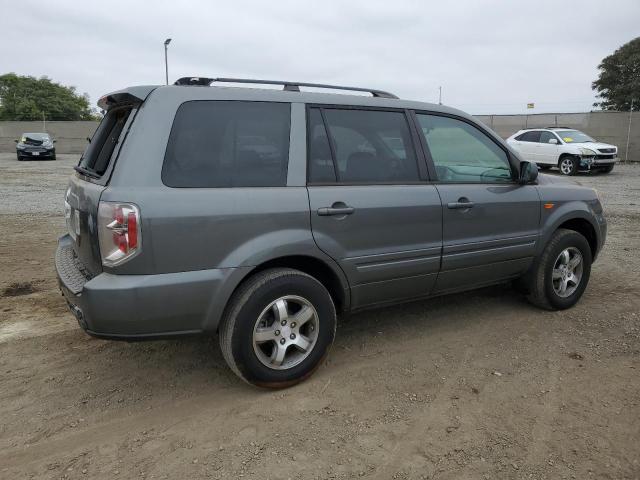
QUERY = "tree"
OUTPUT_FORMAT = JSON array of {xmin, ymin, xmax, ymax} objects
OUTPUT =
[
  {"xmin": 0, "ymin": 73, "xmax": 97, "ymax": 121},
  {"xmin": 592, "ymin": 37, "xmax": 640, "ymax": 111}
]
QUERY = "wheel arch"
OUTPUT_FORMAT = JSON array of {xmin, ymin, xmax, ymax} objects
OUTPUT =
[
  {"xmin": 557, "ymin": 152, "xmax": 578, "ymax": 164},
  {"xmin": 247, "ymin": 255, "xmax": 350, "ymax": 314},
  {"xmin": 207, "ymin": 253, "xmax": 351, "ymax": 333},
  {"xmin": 556, "ymin": 218, "xmax": 598, "ymax": 259},
  {"xmin": 541, "ymin": 206, "xmax": 600, "ymax": 260}
]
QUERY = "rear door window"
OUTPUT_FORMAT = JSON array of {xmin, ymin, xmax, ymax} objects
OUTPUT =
[
  {"xmin": 162, "ymin": 101, "xmax": 290, "ymax": 188},
  {"xmin": 79, "ymin": 107, "xmax": 133, "ymax": 176},
  {"xmin": 308, "ymin": 107, "xmax": 419, "ymax": 184},
  {"xmin": 515, "ymin": 131, "xmax": 541, "ymax": 142}
]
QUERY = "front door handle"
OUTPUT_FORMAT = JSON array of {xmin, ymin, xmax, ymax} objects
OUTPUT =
[
  {"xmin": 317, "ymin": 203, "xmax": 355, "ymax": 216},
  {"xmin": 447, "ymin": 198, "xmax": 474, "ymax": 210}
]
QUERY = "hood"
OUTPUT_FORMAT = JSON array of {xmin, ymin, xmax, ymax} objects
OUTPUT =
[
  {"xmin": 536, "ymin": 173, "xmax": 582, "ymax": 186},
  {"xmin": 564, "ymin": 141, "xmax": 616, "ymax": 151}
]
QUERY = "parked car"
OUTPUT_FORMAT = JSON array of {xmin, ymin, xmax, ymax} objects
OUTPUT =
[
  {"xmin": 506, "ymin": 127, "xmax": 617, "ymax": 175},
  {"xmin": 15, "ymin": 132, "xmax": 56, "ymax": 160},
  {"xmin": 55, "ymin": 78, "xmax": 607, "ymax": 387}
]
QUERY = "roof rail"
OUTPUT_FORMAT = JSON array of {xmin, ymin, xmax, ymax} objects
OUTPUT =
[
  {"xmin": 545, "ymin": 126, "xmax": 573, "ymax": 129},
  {"xmin": 173, "ymin": 77, "xmax": 399, "ymax": 99}
]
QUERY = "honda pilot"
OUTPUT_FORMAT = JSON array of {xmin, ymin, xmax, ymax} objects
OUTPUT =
[{"xmin": 55, "ymin": 77, "xmax": 607, "ymax": 387}]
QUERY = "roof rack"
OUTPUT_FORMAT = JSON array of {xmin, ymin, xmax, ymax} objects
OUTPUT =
[
  {"xmin": 173, "ymin": 77, "xmax": 399, "ymax": 99},
  {"xmin": 545, "ymin": 126, "xmax": 573, "ymax": 129}
]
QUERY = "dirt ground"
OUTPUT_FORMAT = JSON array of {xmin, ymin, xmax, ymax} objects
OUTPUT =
[{"xmin": 0, "ymin": 153, "xmax": 639, "ymax": 479}]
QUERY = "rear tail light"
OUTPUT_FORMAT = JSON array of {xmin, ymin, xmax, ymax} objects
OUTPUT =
[{"xmin": 97, "ymin": 202, "xmax": 142, "ymax": 266}]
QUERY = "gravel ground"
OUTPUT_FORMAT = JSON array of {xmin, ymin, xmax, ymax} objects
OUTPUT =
[{"xmin": 0, "ymin": 153, "xmax": 639, "ymax": 479}]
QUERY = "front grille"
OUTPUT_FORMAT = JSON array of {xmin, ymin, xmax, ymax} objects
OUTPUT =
[
  {"xmin": 24, "ymin": 147, "xmax": 47, "ymax": 152},
  {"xmin": 598, "ymin": 148, "xmax": 616, "ymax": 154},
  {"xmin": 596, "ymin": 154, "xmax": 615, "ymax": 160}
]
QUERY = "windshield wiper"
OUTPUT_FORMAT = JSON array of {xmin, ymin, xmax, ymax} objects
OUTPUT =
[{"xmin": 73, "ymin": 165, "xmax": 100, "ymax": 179}]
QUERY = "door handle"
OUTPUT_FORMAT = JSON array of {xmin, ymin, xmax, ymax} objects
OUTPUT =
[
  {"xmin": 317, "ymin": 204, "xmax": 355, "ymax": 216},
  {"xmin": 447, "ymin": 198, "xmax": 474, "ymax": 210}
]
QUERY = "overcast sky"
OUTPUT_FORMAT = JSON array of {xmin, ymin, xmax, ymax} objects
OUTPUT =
[{"xmin": 3, "ymin": 0, "xmax": 639, "ymax": 114}]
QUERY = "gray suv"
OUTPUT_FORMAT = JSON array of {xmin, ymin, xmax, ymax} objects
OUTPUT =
[{"xmin": 55, "ymin": 77, "xmax": 607, "ymax": 387}]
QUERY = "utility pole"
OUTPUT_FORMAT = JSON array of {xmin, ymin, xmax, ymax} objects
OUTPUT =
[
  {"xmin": 42, "ymin": 111, "xmax": 46, "ymax": 132},
  {"xmin": 438, "ymin": 86, "xmax": 442, "ymax": 105},
  {"xmin": 164, "ymin": 38, "xmax": 172, "ymax": 85},
  {"xmin": 625, "ymin": 98, "xmax": 634, "ymax": 162}
]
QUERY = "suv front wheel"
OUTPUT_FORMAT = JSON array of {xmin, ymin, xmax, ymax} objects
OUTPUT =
[
  {"xmin": 219, "ymin": 268, "xmax": 336, "ymax": 388},
  {"xmin": 559, "ymin": 155, "xmax": 578, "ymax": 176},
  {"xmin": 525, "ymin": 228, "xmax": 592, "ymax": 310}
]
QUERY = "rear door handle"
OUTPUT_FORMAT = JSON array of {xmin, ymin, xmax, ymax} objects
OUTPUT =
[
  {"xmin": 447, "ymin": 199, "xmax": 474, "ymax": 210},
  {"xmin": 317, "ymin": 205, "xmax": 355, "ymax": 216}
]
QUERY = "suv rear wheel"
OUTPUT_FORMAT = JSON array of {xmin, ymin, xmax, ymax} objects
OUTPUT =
[
  {"xmin": 559, "ymin": 155, "xmax": 578, "ymax": 175},
  {"xmin": 219, "ymin": 268, "xmax": 336, "ymax": 388},
  {"xmin": 525, "ymin": 228, "xmax": 592, "ymax": 310}
]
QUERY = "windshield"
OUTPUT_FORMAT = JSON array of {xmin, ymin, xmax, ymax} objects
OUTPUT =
[
  {"xmin": 557, "ymin": 130, "xmax": 595, "ymax": 143},
  {"xmin": 23, "ymin": 133, "xmax": 49, "ymax": 139},
  {"xmin": 21, "ymin": 133, "xmax": 51, "ymax": 144}
]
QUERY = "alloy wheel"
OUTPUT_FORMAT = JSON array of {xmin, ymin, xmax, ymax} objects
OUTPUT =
[
  {"xmin": 252, "ymin": 295, "xmax": 319, "ymax": 370},
  {"xmin": 552, "ymin": 247, "xmax": 583, "ymax": 298}
]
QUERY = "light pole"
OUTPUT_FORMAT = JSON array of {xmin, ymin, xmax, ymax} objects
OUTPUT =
[
  {"xmin": 616, "ymin": 63, "xmax": 637, "ymax": 162},
  {"xmin": 164, "ymin": 38, "xmax": 172, "ymax": 85},
  {"xmin": 438, "ymin": 86, "xmax": 442, "ymax": 105},
  {"xmin": 625, "ymin": 99, "xmax": 634, "ymax": 162}
]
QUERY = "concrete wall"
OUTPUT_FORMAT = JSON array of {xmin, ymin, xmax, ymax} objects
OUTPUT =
[
  {"xmin": 475, "ymin": 111, "xmax": 639, "ymax": 161},
  {"xmin": 1, "ymin": 111, "xmax": 638, "ymax": 160},
  {"xmin": 0, "ymin": 121, "xmax": 99, "ymax": 154}
]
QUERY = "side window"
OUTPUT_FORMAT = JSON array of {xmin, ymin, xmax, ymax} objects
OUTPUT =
[
  {"xmin": 518, "ymin": 131, "xmax": 541, "ymax": 142},
  {"xmin": 309, "ymin": 108, "xmax": 419, "ymax": 184},
  {"xmin": 539, "ymin": 131, "xmax": 557, "ymax": 143},
  {"xmin": 162, "ymin": 101, "xmax": 290, "ymax": 188},
  {"xmin": 416, "ymin": 114, "xmax": 513, "ymax": 183},
  {"xmin": 308, "ymin": 109, "xmax": 336, "ymax": 183}
]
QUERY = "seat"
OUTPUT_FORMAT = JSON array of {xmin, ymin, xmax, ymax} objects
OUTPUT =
[{"xmin": 344, "ymin": 151, "xmax": 385, "ymax": 182}]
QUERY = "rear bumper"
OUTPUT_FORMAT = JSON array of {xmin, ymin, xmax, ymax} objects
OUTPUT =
[{"xmin": 55, "ymin": 234, "xmax": 243, "ymax": 339}]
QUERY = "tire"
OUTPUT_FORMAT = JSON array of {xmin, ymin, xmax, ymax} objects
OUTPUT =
[
  {"xmin": 219, "ymin": 268, "xmax": 336, "ymax": 388},
  {"xmin": 525, "ymin": 228, "xmax": 592, "ymax": 310},
  {"xmin": 600, "ymin": 165, "xmax": 614, "ymax": 174},
  {"xmin": 17, "ymin": 154, "xmax": 23, "ymax": 161},
  {"xmin": 558, "ymin": 155, "xmax": 578, "ymax": 176}
]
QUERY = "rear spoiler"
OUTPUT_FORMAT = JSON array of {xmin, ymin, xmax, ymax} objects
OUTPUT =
[{"xmin": 97, "ymin": 85, "xmax": 157, "ymax": 111}]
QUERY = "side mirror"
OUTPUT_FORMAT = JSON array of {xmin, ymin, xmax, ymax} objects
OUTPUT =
[
  {"xmin": 14, "ymin": 139, "xmax": 18, "ymax": 144},
  {"xmin": 548, "ymin": 138, "xmax": 558, "ymax": 144},
  {"xmin": 86, "ymin": 136, "xmax": 91, "ymax": 143},
  {"xmin": 519, "ymin": 161, "xmax": 538, "ymax": 184},
  {"xmin": 53, "ymin": 139, "xmax": 57, "ymax": 144}
]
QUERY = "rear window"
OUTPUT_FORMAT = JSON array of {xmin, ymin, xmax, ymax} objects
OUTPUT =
[
  {"xmin": 162, "ymin": 101, "xmax": 291, "ymax": 188},
  {"xmin": 79, "ymin": 107, "xmax": 132, "ymax": 175}
]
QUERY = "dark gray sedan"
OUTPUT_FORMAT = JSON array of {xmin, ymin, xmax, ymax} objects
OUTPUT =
[{"xmin": 15, "ymin": 133, "xmax": 56, "ymax": 160}]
